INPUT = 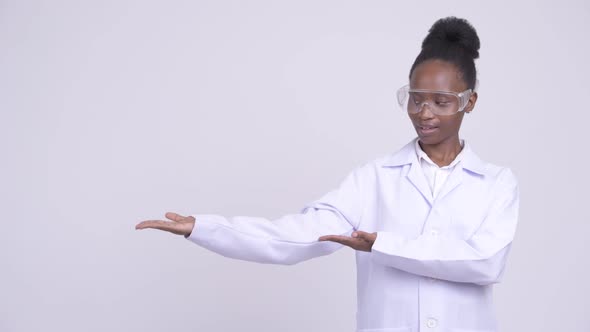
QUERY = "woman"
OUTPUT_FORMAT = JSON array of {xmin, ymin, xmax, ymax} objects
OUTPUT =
[{"xmin": 136, "ymin": 17, "xmax": 519, "ymax": 332}]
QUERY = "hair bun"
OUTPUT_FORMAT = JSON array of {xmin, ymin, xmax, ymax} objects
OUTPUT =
[{"xmin": 422, "ymin": 17, "xmax": 480, "ymax": 60}]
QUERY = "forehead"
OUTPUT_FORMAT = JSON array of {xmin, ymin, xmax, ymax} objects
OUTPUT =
[{"xmin": 410, "ymin": 59, "xmax": 466, "ymax": 92}]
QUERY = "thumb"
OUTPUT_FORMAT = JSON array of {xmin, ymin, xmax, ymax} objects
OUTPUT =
[
  {"xmin": 353, "ymin": 231, "xmax": 372, "ymax": 241},
  {"xmin": 352, "ymin": 231, "xmax": 364, "ymax": 238}
]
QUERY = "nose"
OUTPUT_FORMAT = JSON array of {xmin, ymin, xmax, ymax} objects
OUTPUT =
[{"xmin": 416, "ymin": 102, "xmax": 435, "ymax": 119}]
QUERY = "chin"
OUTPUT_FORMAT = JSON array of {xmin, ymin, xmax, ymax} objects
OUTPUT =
[{"xmin": 416, "ymin": 133, "xmax": 441, "ymax": 145}]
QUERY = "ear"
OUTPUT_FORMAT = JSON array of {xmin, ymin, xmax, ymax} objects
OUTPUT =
[{"xmin": 465, "ymin": 92, "xmax": 478, "ymax": 113}]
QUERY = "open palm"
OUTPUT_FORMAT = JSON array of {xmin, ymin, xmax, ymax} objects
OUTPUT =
[{"xmin": 135, "ymin": 212, "xmax": 195, "ymax": 236}]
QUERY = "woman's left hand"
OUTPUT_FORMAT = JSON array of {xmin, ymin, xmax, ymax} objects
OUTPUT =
[{"xmin": 318, "ymin": 231, "xmax": 377, "ymax": 252}]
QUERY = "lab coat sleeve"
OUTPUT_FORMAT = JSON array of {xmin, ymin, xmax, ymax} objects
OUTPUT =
[
  {"xmin": 371, "ymin": 169, "xmax": 519, "ymax": 285},
  {"xmin": 185, "ymin": 166, "xmax": 367, "ymax": 265}
]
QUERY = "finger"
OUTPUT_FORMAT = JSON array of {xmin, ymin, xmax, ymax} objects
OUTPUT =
[
  {"xmin": 135, "ymin": 220, "xmax": 177, "ymax": 232},
  {"xmin": 318, "ymin": 235, "xmax": 356, "ymax": 246},
  {"xmin": 318, "ymin": 235, "xmax": 346, "ymax": 242},
  {"xmin": 136, "ymin": 219, "xmax": 193, "ymax": 236},
  {"xmin": 165, "ymin": 212, "xmax": 186, "ymax": 222}
]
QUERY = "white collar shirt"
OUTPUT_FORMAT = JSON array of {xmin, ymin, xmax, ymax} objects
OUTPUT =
[{"xmin": 415, "ymin": 138, "xmax": 465, "ymax": 199}]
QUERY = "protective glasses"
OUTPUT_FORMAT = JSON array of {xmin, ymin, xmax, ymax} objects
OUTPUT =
[{"xmin": 396, "ymin": 85, "xmax": 474, "ymax": 116}]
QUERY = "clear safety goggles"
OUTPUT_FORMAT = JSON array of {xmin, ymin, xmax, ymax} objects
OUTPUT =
[{"xmin": 396, "ymin": 85, "xmax": 474, "ymax": 116}]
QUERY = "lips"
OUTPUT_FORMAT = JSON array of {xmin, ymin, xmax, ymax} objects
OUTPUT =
[
  {"xmin": 419, "ymin": 125, "xmax": 437, "ymax": 130},
  {"xmin": 417, "ymin": 124, "xmax": 439, "ymax": 135}
]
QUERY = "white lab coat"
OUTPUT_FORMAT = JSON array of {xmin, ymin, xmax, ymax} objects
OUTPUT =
[{"xmin": 186, "ymin": 138, "xmax": 519, "ymax": 332}]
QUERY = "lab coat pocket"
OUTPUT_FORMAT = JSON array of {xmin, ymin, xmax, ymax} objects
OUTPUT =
[{"xmin": 358, "ymin": 327, "xmax": 412, "ymax": 332}]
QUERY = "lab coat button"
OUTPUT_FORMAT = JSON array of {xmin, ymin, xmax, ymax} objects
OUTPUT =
[{"xmin": 426, "ymin": 318, "xmax": 438, "ymax": 328}]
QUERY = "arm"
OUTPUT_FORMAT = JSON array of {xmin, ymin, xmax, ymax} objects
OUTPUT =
[
  {"xmin": 137, "ymin": 165, "xmax": 368, "ymax": 265},
  {"xmin": 370, "ymin": 170, "xmax": 519, "ymax": 285},
  {"xmin": 186, "ymin": 208, "xmax": 354, "ymax": 265}
]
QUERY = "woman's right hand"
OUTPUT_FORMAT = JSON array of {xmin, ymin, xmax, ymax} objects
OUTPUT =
[{"xmin": 135, "ymin": 212, "xmax": 195, "ymax": 237}]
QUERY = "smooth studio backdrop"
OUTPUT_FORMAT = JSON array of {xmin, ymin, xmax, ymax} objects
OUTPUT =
[{"xmin": 1, "ymin": 1, "xmax": 589, "ymax": 331}]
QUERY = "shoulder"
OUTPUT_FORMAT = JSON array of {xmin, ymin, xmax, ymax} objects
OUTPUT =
[
  {"xmin": 369, "ymin": 139, "xmax": 417, "ymax": 170},
  {"xmin": 467, "ymin": 147, "xmax": 518, "ymax": 190},
  {"xmin": 346, "ymin": 143, "xmax": 415, "ymax": 185},
  {"xmin": 484, "ymin": 163, "xmax": 517, "ymax": 185}
]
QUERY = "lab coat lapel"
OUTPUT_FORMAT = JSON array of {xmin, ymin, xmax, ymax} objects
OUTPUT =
[
  {"xmin": 381, "ymin": 138, "xmax": 434, "ymax": 206},
  {"xmin": 435, "ymin": 165, "xmax": 463, "ymax": 203},
  {"xmin": 435, "ymin": 142, "xmax": 486, "ymax": 202},
  {"xmin": 406, "ymin": 161, "xmax": 434, "ymax": 206},
  {"xmin": 382, "ymin": 138, "xmax": 487, "ymax": 207}
]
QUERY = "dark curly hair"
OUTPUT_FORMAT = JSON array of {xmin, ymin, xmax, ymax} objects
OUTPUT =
[{"xmin": 409, "ymin": 17, "xmax": 480, "ymax": 90}]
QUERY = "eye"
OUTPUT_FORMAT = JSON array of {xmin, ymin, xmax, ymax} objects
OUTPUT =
[
  {"xmin": 410, "ymin": 95, "xmax": 424, "ymax": 105},
  {"xmin": 435, "ymin": 97, "xmax": 453, "ymax": 107}
]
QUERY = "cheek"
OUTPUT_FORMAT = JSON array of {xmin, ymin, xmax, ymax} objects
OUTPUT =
[{"xmin": 438, "ymin": 116, "xmax": 463, "ymax": 132}]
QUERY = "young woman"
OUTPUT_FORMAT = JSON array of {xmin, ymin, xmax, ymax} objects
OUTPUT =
[{"xmin": 136, "ymin": 17, "xmax": 519, "ymax": 332}]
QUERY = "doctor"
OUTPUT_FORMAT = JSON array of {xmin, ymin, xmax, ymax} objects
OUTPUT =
[{"xmin": 136, "ymin": 17, "xmax": 519, "ymax": 332}]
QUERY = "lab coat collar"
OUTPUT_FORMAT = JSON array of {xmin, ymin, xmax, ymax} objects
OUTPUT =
[{"xmin": 381, "ymin": 138, "xmax": 487, "ymax": 176}]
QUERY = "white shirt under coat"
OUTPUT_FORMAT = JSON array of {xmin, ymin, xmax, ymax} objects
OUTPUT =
[
  {"xmin": 186, "ymin": 138, "xmax": 520, "ymax": 332},
  {"xmin": 416, "ymin": 138, "xmax": 465, "ymax": 200}
]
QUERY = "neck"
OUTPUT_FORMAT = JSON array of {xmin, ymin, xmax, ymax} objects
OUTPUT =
[{"xmin": 419, "ymin": 136, "xmax": 463, "ymax": 167}]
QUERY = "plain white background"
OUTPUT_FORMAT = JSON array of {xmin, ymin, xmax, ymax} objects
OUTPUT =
[{"xmin": 1, "ymin": 0, "xmax": 589, "ymax": 331}]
